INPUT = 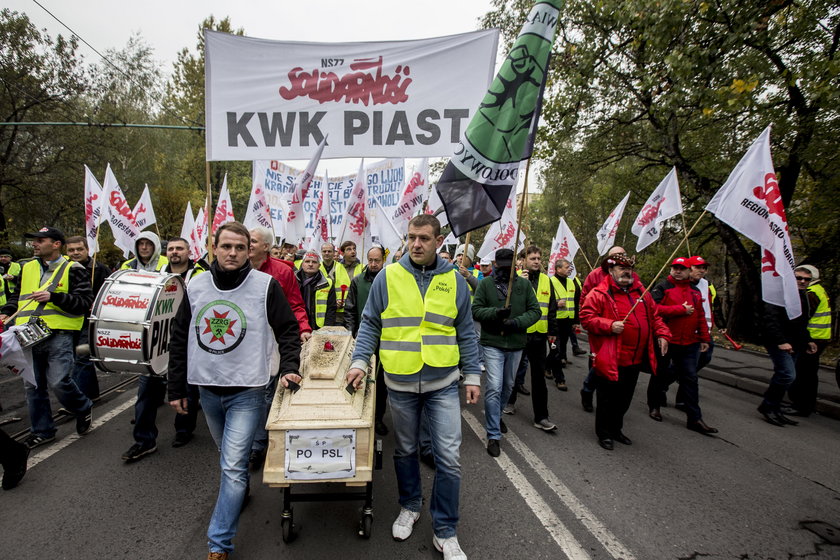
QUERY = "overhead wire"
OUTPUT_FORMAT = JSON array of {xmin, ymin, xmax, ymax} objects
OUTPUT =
[{"xmin": 30, "ymin": 0, "xmax": 203, "ymax": 129}]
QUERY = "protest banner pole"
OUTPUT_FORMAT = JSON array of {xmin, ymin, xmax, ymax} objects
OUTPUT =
[
  {"xmin": 622, "ymin": 210, "xmax": 708, "ymax": 321},
  {"xmin": 577, "ymin": 245, "xmax": 595, "ymax": 274},
  {"xmin": 680, "ymin": 212, "xmax": 692, "ymax": 255},
  {"xmin": 463, "ymin": 233, "xmax": 473, "ymax": 269},
  {"xmin": 505, "ymin": 160, "xmax": 532, "ymax": 308},
  {"xmin": 205, "ymin": 161, "xmax": 214, "ymax": 263}
]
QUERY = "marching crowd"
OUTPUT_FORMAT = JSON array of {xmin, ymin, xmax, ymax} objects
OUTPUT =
[{"xmin": 0, "ymin": 214, "xmax": 833, "ymax": 560}]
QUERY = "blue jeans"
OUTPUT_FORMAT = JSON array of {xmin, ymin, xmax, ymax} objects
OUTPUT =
[
  {"xmin": 250, "ymin": 375, "xmax": 279, "ymax": 453},
  {"xmin": 762, "ymin": 345, "xmax": 798, "ymax": 411},
  {"xmin": 199, "ymin": 386, "xmax": 264, "ymax": 554},
  {"xmin": 697, "ymin": 339, "xmax": 715, "ymax": 372},
  {"xmin": 26, "ymin": 332, "xmax": 92, "ymax": 438},
  {"xmin": 483, "ymin": 345, "xmax": 523, "ymax": 440},
  {"xmin": 389, "ymin": 380, "xmax": 462, "ymax": 539}
]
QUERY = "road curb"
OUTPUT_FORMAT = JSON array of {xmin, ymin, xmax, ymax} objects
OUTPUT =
[{"xmin": 700, "ymin": 367, "xmax": 840, "ymax": 421}]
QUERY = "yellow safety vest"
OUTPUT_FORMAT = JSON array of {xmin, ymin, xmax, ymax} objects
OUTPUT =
[
  {"xmin": 550, "ymin": 276, "xmax": 576, "ymax": 320},
  {"xmin": 16, "ymin": 258, "xmax": 84, "ymax": 330},
  {"xmin": 314, "ymin": 277, "xmax": 333, "ymax": 328},
  {"xmin": 526, "ymin": 273, "xmax": 551, "ymax": 334},
  {"xmin": 5, "ymin": 261, "xmax": 21, "ymax": 294},
  {"xmin": 379, "ymin": 264, "xmax": 459, "ymax": 374},
  {"xmin": 709, "ymin": 283, "xmax": 717, "ymax": 304},
  {"xmin": 294, "ymin": 259, "xmax": 302, "ymax": 270},
  {"xmin": 807, "ymin": 283, "xmax": 831, "ymax": 340},
  {"xmin": 120, "ymin": 255, "xmax": 168, "ymax": 271},
  {"xmin": 328, "ymin": 262, "xmax": 363, "ymax": 301}
]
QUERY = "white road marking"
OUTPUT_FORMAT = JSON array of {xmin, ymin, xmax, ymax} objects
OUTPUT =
[
  {"xmin": 504, "ymin": 429, "xmax": 638, "ymax": 560},
  {"xmin": 462, "ymin": 410, "xmax": 592, "ymax": 560},
  {"xmin": 28, "ymin": 396, "xmax": 136, "ymax": 469}
]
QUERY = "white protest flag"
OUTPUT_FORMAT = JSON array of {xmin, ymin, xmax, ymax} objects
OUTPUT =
[
  {"xmin": 243, "ymin": 180, "xmax": 274, "ymax": 235},
  {"xmin": 83, "ymin": 165, "xmax": 103, "ymax": 255},
  {"xmin": 547, "ymin": 217, "xmax": 581, "ymax": 278},
  {"xmin": 306, "ymin": 189, "xmax": 330, "ymax": 252},
  {"xmin": 371, "ymin": 196, "xmax": 404, "ymax": 259},
  {"xmin": 477, "ymin": 187, "xmax": 521, "ymax": 260},
  {"xmin": 102, "ymin": 164, "xmax": 140, "ymax": 258},
  {"xmin": 339, "ymin": 160, "xmax": 369, "ymax": 248},
  {"xmin": 631, "ymin": 167, "xmax": 683, "ymax": 252},
  {"xmin": 596, "ymin": 191, "xmax": 630, "ymax": 256},
  {"xmin": 286, "ymin": 137, "xmax": 327, "ymax": 245},
  {"xmin": 393, "ymin": 158, "xmax": 429, "ymax": 232},
  {"xmin": 192, "ymin": 207, "xmax": 208, "ymax": 261},
  {"xmin": 705, "ymin": 126, "xmax": 800, "ymax": 318},
  {"xmin": 213, "ymin": 173, "xmax": 235, "ymax": 234},
  {"xmin": 180, "ymin": 202, "xmax": 195, "ymax": 245},
  {"xmin": 132, "ymin": 184, "xmax": 157, "ymax": 231},
  {"xmin": 425, "ymin": 184, "xmax": 449, "ymax": 228},
  {"xmin": 1, "ymin": 329, "xmax": 36, "ymax": 388}
]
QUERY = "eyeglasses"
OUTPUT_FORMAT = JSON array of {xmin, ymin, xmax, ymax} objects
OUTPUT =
[{"xmin": 795, "ymin": 276, "xmax": 811, "ymax": 281}]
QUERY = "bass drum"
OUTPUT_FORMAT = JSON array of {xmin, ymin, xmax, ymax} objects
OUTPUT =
[{"xmin": 89, "ymin": 269, "xmax": 185, "ymax": 376}]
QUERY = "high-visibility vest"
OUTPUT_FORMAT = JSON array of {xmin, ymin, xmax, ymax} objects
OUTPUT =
[
  {"xmin": 120, "ymin": 255, "xmax": 168, "ymax": 271},
  {"xmin": 329, "ymin": 262, "xmax": 363, "ymax": 302},
  {"xmin": 16, "ymin": 258, "xmax": 83, "ymax": 330},
  {"xmin": 709, "ymin": 283, "xmax": 717, "ymax": 303},
  {"xmin": 5, "ymin": 261, "xmax": 20, "ymax": 293},
  {"xmin": 550, "ymin": 275, "xmax": 576, "ymax": 320},
  {"xmin": 379, "ymin": 264, "xmax": 459, "ymax": 374},
  {"xmin": 0, "ymin": 274, "xmax": 5, "ymax": 306},
  {"xmin": 807, "ymin": 283, "xmax": 831, "ymax": 340},
  {"xmin": 314, "ymin": 277, "xmax": 333, "ymax": 328},
  {"xmin": 526, "ymin": 273, "xmax": 551, "ymax": 334}
]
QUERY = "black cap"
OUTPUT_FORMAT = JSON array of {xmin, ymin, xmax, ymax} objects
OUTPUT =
[
  {"xmin": 494, "ymin": 248, "xmax": 514, "ymax": 267},
  {"xmin": 0, "ymin": 247, "xmax": 11, "ymax": 256},
  {"xmin": 24, "ymin": 226, "xmax": 65, "ymax": 245}
]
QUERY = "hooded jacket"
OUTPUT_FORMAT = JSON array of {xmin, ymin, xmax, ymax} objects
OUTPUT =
[
  {"xmin": 350, "ymin": 253, "xmax": 481, "ymax": 392},
  {"xmin": 120, "ymin": 231, "xmax": 168, "ymax": 272}
]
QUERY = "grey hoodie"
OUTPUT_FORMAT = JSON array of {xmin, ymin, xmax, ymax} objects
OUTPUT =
[
  {"xmin": 122, "ymin": 231, "xmax": 165, "ymax": 272},
  {"xmin": 350, "ymin": 252, "xmax": 481, "ymax": 393}
]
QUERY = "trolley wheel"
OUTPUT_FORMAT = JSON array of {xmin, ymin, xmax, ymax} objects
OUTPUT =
[
  {"xmin": 358, "ymin": 513, "xmax": 373, "ymax": 539},
  {"xmin": 281, "ymin": 510, "xmax": 298, "ymax": 543}
]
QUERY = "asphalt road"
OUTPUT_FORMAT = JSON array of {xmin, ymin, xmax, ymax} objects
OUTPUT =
[{"xmin": 2, "ymin": 347, "xmax": 839, "ymax": 560}]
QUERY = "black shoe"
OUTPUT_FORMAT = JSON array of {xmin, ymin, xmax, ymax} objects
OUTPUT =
[
  {"xmin": 122, "ymin": 442, "xmax": 157, "ymax": 462},
  {"xmin": 249, "ymin": 449, "xmax": 266, "ymax": 471},
  {"xmin": 781, "ymin": 406, "xmax": 810, "ymax": 418},
  {"xmin": 76, "ymin": 408, "xmax": 92, "ymax": 435},
  {"xmin": 516, "ymin": 385, "xmax": 531, "ymax": 396},
  {"xmin": 2, "ymin": 445, "xmax": 29, "ymax": 490},
  {"xmin": 757, "ymin": 406, "xmax": 786, "ymax": 427},
  {"xmin": 573, "ymin": 348, "xmax": 588, "ymax": 356},
  {"xmin": 487, "ymin": 439, "xmax": 500, "ymax": 457},
  {"xmin": 172, "ymin": 432, "xmax": 193, "ymax": 448},
  {"xmin": 420, "ymin": 451, "xmax": 436, "ymax": 470},
  {"xmin": 581, "ymin": 390, "xmax": 594, "ymax": 413},
  {"xmin": 375, "ymin": 420, "xmax": 389, "ymax": 436},
  {"xmin": 776, "ymin": 413, "xmax": 799, "ymax": 426},
  {"xmin": 598, "ymin": 438, "xmax": 614, "ymax": 450},
  {"xmin": 649, "ymin": 408, "xmax": 663, "ymax": 422},
  {"xmin": 24, "ymin": 433, "xmax": 55, "ymax": 449},
  {"xmin": 614, "ymin": 433, "xmax": 632, "ymax": 445},
  {"xmin": 687, "ymin": 420, "xmax": 719, "ymax": 435},
  {"xmin": 500, "ymin": 419, "xmax": 508, "ymax": 434}
]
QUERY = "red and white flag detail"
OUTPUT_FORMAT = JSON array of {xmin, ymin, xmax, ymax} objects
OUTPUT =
[
  {"xmin": 213, "ymin": 173, "xmax": 235, "ymax": 234},
  {"xmin": 132, "ymin": 184, "xmax": 157, "ymax": 231},
  {"xmin": 392, "ymin": 158, "xmax": 429, "ymax": 231},
  {"xmin": 180, "ymin": 202, "xmax": 195, "ymax": 248},
  {"xmin": 548, "ymin": 217, "xmax": 581, "ymax": 278},
  {"xmin": 191, "ymin": 207, "xmax": 208, "ymax": 261},
  {"xmin": 286, "ymin": 137, "xmax": 327, "ymax": 245},
  {"xmin": 596, "ymin": 192, "xmax": 630, "ymax": 256},
  {"xmin": 631, "ymin": 167, "xmax": 683, "ymax": 252},
  {"xmin": 83, "ymin": 165, "xmax": 103, "ymax": 255},
  {"xmin": 477, "ymin": 186, "xmax": 522, "ymax": 260},
  {"xmin": 705, "ymin": 126, "xmax": 800, "ymax": 318},
  {"xmin": 306, "ymin": 189, "xmax": 330, "ymax": 252},
  {"xmin": 102, "ymin": 165, "xmax": 140, "ymax": 258},
  {"xmin": 243, "ymin": 182, "xmax": 274, "ymax": 235},
  {"xmin": 339, "ymin": 160, "xmax": 369, "ymax": 249},
  {"xmin": 371, "ymin": 196, "xmax": 404, "ymax": 259}
]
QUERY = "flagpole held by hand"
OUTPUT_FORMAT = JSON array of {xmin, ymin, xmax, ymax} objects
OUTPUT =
[
  {"xmin": 505, "ymin": 160, "xmax": 532, "ymax": 309},
  {"xmin": 621, "ymin": 210, "xmax": 708, "ymax": 321}
]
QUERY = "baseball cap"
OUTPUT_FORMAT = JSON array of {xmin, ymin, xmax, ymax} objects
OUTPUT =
[
  {"xmin": 494, "ymin": 248, "xmax": 514, "ymax": 267},
  {"xmin": 479, "ymin": 257, "xmax": 492, "ymax": 266},
  {"xmin": 671, "ymin": 257, "xmax": 689, "ymax": 268},
  {"xmin": 25, "ymin": 226, "xmax": 65, "ymax": 244},
  {"xmin": 687, "ymin": 256, "xmax": 709, "ymax": 267}
]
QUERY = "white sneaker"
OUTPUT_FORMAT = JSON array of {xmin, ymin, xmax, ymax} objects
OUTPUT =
[
  {"xmin": 534, "ymin": 418, "xmax": 558, "ymax": 432},
  {"xmin": 502, "ymin": 404, "xmax": 515, "ymax": 415},
  {"xmin": 433, "ymin": 535, "xmax": 467, "ymax": 560},
  {"xmin": 392, "ymin": 507, "xmax": 420, "ymax": 541}
]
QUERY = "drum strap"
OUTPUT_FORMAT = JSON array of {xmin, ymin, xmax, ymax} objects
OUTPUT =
[{"xmin": 28, "ymin": 260, "xmax": 71, "ymax": 323}]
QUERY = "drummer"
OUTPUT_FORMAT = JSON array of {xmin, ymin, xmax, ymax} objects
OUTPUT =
[{"xmin": 120, "ymin": 234, "xmax": 190, "ymax": 463}]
